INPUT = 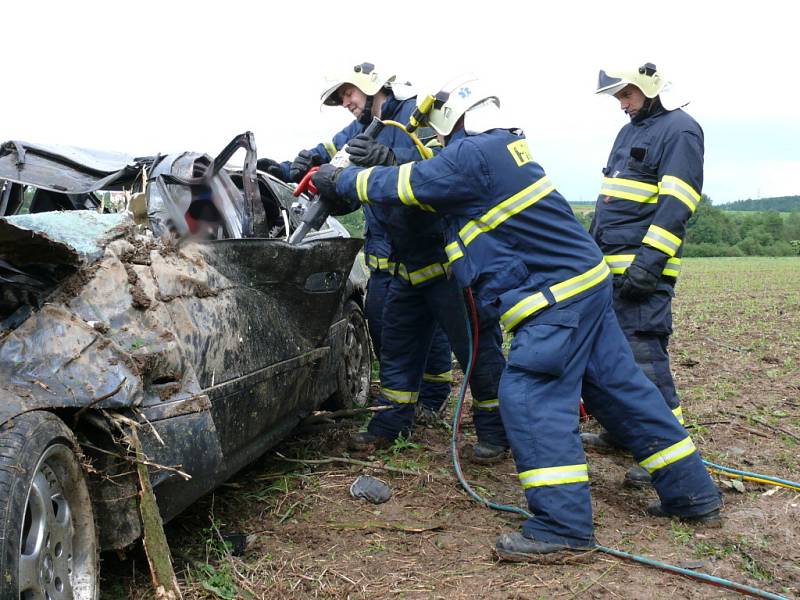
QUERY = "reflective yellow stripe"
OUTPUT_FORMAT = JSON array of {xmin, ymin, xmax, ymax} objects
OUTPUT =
[
  {"xmin": 501, "ymin": 260, "xmax": 610, "ymax": 331},
  {"xmin": 366, "ymin": 254, "xmax": 379, "ymax": 270},
  {"xmin": 519, "ymin": 464, "xmax": 589, "ymax": 489},
  {"xmin": 323, "ymin": 142, "xmax": 337, "ymax": 160},
  {"xmin": 381, "ymin": 387, "xmax": 419, "ymax": 404},
  {"xmin": 604, "ymin": 254, "xmax": 636, "ymax": 274},
  {"xmin": 550, "ymin": 261, "xmax": 610, "ymax": 303},
  {"xmin": 423, "ymin": 371, "xmax": 452, "ymax": 383},
  {"xmin": 600, "ymin": 177, "xmax": 659, "ymax": 203},
  {"xmin": 604, "ymin": 255, "xmax": 682, "ymax": 278},
  {"xmin": 672, "ymin": 406, "xmax": 685, "ymax": 425},
  {"xmin": 660, "ymin": 175, "xmax": 700, "ymax": 213},
  {"xmin": 445, "ymin": 241, "xmax": 464, "ymax": 263},
  {"xmin": 474, "ymin": 398, "xmax": 499, "ymax": 410},
  {"xmin": 643, "ymin": 224, "xmax": 682, "ymax": 257},
  {"xmin": 397, "ymin": 163, "xmax": 435, "ymax": 212},
  {"xmin": 356, "ymin": 168, "xmax": 374, "ymax": 204},
  {"xmin": 459, "ymin": 176, "xmax": 554, "ymax": 246},
  {"xmin": 366, "ymin": 255, "xmax": 393, "ymax": 272},
  {"xmin": 639, "ymin": 436, "xmax": 696, "ymax": 474},
  {"xmin": 663, "ymin": 257, "xmax": 682, "ymax": 277},
  {"xmin": 394, "ymin": 262, "xmax": 447, "ymax": 285}
]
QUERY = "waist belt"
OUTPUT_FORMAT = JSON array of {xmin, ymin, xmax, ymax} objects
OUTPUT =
[
  {"xmin": 500, "ymin": 260, "xmax": 610, "ymax": 331},
  {"xmin": 604, "ymin": 254, "xmax": 681, "ymax": 278}
]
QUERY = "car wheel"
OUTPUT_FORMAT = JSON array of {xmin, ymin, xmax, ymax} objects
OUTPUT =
[
  {"xmin": 330, "ymin": 300, "xmax": 372, "ymax": 410},
  {"xmin": 0, "ymin": 411, "xmax": 99, "ymax": 600}
]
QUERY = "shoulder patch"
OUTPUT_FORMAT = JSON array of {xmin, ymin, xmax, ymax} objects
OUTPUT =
[{"xmin": 507, "ymin": 139, "xmax": 532, "ymax": 166}]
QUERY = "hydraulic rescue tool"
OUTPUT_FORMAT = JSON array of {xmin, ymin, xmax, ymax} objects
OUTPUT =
[{"xmin": 288, "ymin": 117, "xmax": 385, "ymax": 245}]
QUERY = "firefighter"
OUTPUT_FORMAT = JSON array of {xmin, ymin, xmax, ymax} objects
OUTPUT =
[
  {"xmin": 582, "ymin": 63, "xmax": 703, "ymax": 487},
  {"xmin": 268, "ymin": 63, "xmax": 509, "ymax": 459},
  {"xmin": 259, "ymin": 63, "xmax": 452, "ymax": 419},
  {"xmin": 311, "ymin": 75, "xmax": 722, "ymax": 559}
]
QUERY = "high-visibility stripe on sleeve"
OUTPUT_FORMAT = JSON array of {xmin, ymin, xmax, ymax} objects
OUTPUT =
[
  {"xmin": 323, "ymin": 142, "xmax": 337, "ymax": 160},
  {"xmin": 474, "ymin": 398, "xmax": 499, "ymax": 410},
  {"xmin": 604, "ymin": 255, "xmax": 682, "ymax": 278},
  {"xmin": 659, "ymin": 175, "xmax": 700, "ymax": 213},
  {"xmin": 445, "ymin": 241, "xmax": 464, "ymax": 263},
  {"xmin": 643, "ymin": 224, "xmax": 682, "ymax": 257},
  {"xmin": 672, "ymin": 406, "xmax": 685, "ymax": 426},
  {"xmin": 356, "ymin": 168, "xmax": 374, "ymax": 204},
  {"xmin": 458, "ymin": 176, "xmax": 554, "ymax": 246},
  {"xmin": 600, "ymin": 177, "xmax": 659, "ymax": 203},
  {"xmin": 519, "ymin": 464, "xmax": 589, "ymax": 489},
  {"xmin": 639, "ymin": 436, "xmax": 696, "ymax": 474},
  {"xmin": 423, "ymin": 370, "xmax": 452, "ymax": 383},
  {"xmin": 381, "ymin": 387, "xmax": 419, "ymax": 404},
  {"xmin": 397, "ymin": 163, "xmax": 436, "ymax": 212}
]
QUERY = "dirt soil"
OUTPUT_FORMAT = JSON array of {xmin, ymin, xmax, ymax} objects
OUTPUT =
[{"xmin": 103, "ymin": 259, "xmax": 800, "ymax": 599}]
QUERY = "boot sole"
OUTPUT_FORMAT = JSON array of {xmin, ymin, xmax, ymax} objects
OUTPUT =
[
  {"xmin": 493, "ymin": 546, "xmax": 597, "ymax": 565},
  {"xmin": 471, "ymin": 450, "xmax": 510, "ymax": 465}
]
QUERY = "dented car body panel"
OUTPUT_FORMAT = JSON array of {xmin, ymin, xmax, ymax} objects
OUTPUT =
[{"xmin": 0, "ymin": 135, "xmax": 368, "ymax": 550}]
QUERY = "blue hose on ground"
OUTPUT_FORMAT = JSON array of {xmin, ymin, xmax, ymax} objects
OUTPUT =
[{"xmin": 450, "ymin": 289, "xmax": 791, "ymax": 600}]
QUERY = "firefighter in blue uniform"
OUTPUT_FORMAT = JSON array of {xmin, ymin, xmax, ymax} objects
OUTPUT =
[
  {"xmin": 582, "ymin": 63, "xmax": 702, "ymax": 487},
  {"xmin": 268, "ymin": 64, "xmax": 508, "ymax": 459},
  {"xmin": 312, "ymin": 75, "xmax": 721, "ymax": 560},
  {"xmin": 259, "ymin": 63, "xmax": 453, "ymax": 419}
]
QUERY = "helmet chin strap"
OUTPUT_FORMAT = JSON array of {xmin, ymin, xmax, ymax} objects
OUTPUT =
[
  {"xmin": 632, "ymin": 95, "xmax": 663, "ymax": 123},
  {"xmin": 359, "ymin": 95, "xmax": 375, "ymax": 125}
]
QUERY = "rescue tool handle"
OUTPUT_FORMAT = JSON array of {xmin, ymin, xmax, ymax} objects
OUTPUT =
[{"xmin": 293, "ymin": 167, "xmax": 319, "ymax": 197}]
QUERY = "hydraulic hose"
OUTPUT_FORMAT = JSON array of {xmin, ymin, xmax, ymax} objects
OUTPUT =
[
  {"xmin": 703, "ymin": 461, "xmax": 800, "ymax": 491},
  {"xmin": 450, "ymin": 295, "xmax": 791, "ymax": 600},
  {"xmin": 381, "ymin": 120, "xmax": 434, "ymax": 160}
]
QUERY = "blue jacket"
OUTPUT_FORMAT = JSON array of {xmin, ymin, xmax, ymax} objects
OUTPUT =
[
  {"xmin": 591, "ymin": 106, "xmax": 704, "ymax": 280},
  {"xmin": 336, "ymin": 128, "xmax": 610, "ymax": 331},
  {"xmin": 282, "ymin": 95, "xmax": 436, "ymax": 276}
]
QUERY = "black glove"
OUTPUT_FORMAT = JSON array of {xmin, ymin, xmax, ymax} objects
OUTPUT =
[
  {"xmin": 347, "ymin": 134, "xmax": 396, "ymax": 167},
  {"xmin": 311, "ymin": 164, "xmax": 354, "ymax": 216},
  {"xmin": 257, "ymin": 158, "xmax": 287, "ymax": 182},
  {"xmin": 618, "ymin": 262, "xmax": 660, "ymax": 300},
  {"xmin": 289, "ymin": 150, "xmax": 322, "ymax": 183}
]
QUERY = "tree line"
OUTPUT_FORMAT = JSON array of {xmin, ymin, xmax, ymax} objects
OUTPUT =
[{"xmin": 571, "ymin": 196, "xmax": 800, "ymax": 257}]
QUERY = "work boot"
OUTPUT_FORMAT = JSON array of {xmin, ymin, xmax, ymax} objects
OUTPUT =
[
  {"xmin": 495, "ymin": 532, "xmax": 596, "ymax": 564},
  {"xmin": 646, "ymin": 502, "xmax": 722, "ymax": 528},
  {"xmin": 472, "ymin": 441, "xmax": 509, "ymax": 464},
  {"xmin": 623, "ymin": 465, "xmax": 652, "ymax": 488},
  {"xmin": 580, "ymin": 431, "xmax": 624, "ymax": 452},
  {"xmin": 415, "ymin": 405, "xmax": 442, "ymax": 426},
  {"xmin": 348, "ymin": 431, "xmax": 391, "ymax": 452}
]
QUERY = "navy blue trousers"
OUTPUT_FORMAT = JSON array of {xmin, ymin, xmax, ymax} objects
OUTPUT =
[
  {"xmin": 499, "ymin": 283, "xmax": 720, "ymax": 547},
  {"xmin": 368, "ymin": 275, "xmax": 507, "ymax": 446},
  {"xmin": 365, "ymin": 271, "xmax": 452, "ymax": 410},
  {"xmin": 612, "ymin": 280, "xmax": 680, "ymax": 415}
]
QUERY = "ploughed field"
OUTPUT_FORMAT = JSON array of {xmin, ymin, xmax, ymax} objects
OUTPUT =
[{"xmin": 104, "ymin": 257, "xmax": 800, "ymax": 599}]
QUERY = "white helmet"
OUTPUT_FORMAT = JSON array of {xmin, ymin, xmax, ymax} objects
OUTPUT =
[
  {"xmin": 320, "ymin": 62, "xmax": 396, "ymax": 107},
  {"xmin": 596, "ymin": 62, "xmax": 687, "ymax": 110},
  {"xmin": 424, "ymin": 74, "xmax": 508, "ymax": 137}
]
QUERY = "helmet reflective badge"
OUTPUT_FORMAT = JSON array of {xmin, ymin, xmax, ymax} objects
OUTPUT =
[
  {"xmin": 320, "ymin": 62, "xmax": 396, "ymax": 107},
  {"xmin": 596, "ymin": 62, "xmax": 667, "ymax": 99},
  {"xmin": 425, "ymin": 74, "xmax": 505, "ymax": 136}
]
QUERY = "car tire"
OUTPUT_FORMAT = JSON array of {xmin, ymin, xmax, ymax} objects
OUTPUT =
[
  {"xmin": 330, "ymin": 300, "xmax": 372, "ymax": 410},
  {"xmin": 0, "ymin": 411, "xmax": 99, "ymax": 600}
]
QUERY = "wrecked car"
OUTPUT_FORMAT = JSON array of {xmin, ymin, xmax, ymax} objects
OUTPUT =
[{"xmin": 0, "ymin": 134, "xmax": 372, "ymax": 598}]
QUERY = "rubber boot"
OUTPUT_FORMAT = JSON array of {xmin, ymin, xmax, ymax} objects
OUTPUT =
[
  {"xmin": 646, "ymin": 502, "xmax": 722, "ymax": 528},
  {"xmin": 580, "ymin": 430, "xmax": 625, "ymax": 452},
  {"xmin": 472, "ymin": 441, "xmax": 509, "ymax": 464},
  {"xmin": 624, "ymin": 465, "xmax": 653, "ymax": 488},
  {"xmin": 495, "ymin": 532, "xmax": 596, "ymax": 563},
  {"xmin": 348, "ymin": 431, "xmax": 392, "ymax": 452}
]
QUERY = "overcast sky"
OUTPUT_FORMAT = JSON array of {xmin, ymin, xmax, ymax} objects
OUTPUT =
[{"xmin": 3, "ymin": 1, "xmax": 798, "ymax": 204}]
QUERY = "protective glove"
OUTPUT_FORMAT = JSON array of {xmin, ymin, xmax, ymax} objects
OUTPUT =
[
  {"xmin": 256, "ymin": 158, "xmax": 286, "ymax": 182},
  {"xmin": 347, "ymin": 134, "xmax": 396, "ymax": 167},
  {"xmin": 289, "ymin": 150, "xmax": 322, "ymax": 183},
  {"xmin": 618, "ymin": 262, "xmax": 660, "ymax": 300},
  {"xmin": 309, "ymin": 163, "xmax": 347, "ymax": 213}
]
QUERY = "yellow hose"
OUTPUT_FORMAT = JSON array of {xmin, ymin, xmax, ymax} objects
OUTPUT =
[{"xmin": 381, "ymin": 120, "xmax": 434, "ymax": 160}]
